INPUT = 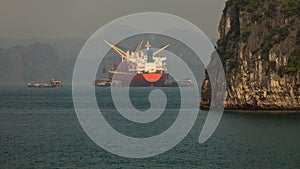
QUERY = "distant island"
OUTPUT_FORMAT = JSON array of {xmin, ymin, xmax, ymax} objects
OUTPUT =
[
  {"xmin": 201, "ymin": 0, "xmax": 300, "ymax": 111},
  {"xmin": 0, "ymin": 43, "xmax": 62, "ymax": 83},
  {"xmin": 0, "ymin": 38, "xmax": 86, "ymax": 83}
]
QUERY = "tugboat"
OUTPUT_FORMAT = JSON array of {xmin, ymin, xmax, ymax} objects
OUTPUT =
[
  {"xmin": 27, "ymin": 79, "xmax": 62, "ymax": 88},
  {"xmin": 94, "ymin": 79, "xmax": 111, "ymax": 87}
]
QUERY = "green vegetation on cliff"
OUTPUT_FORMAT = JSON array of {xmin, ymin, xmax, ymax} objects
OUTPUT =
[
  {"xmin": 202, "ymin": 0, "xmax": 300, "ymax": 110},
  {"xmin": 282, "ymin": 0, "xmax": 300, "ymax": 18},
  {"xmin": 220, "ymin": 0, "xmax": 300, "ymax": 75}
]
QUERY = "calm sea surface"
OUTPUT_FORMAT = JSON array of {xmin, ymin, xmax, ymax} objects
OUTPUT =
[{"xmin": 1, "ymin": 84, "xmax": 300, "ymax": 168}]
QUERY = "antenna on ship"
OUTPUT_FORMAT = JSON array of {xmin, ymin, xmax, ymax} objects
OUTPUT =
[
  {"xmin": 145, "ymin": 41, "xmax": 152, "ymax": 50},
  {"xmin": 145, "ymin": 41, "xmax": 153, "ymax": 62}
]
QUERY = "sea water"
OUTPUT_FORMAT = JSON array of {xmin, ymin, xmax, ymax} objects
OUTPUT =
[{"xmin": 0, "ymin": 84, "xmax": 300, "ymax": 168}]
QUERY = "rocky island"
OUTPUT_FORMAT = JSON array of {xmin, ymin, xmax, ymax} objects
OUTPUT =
[
  {"xmin": 201, "ymin": 0, "xmax": 300, "ymax": 111},
  {"xmin": 0, "ymin": 43, "xmax": 63, "ymax": 83}
]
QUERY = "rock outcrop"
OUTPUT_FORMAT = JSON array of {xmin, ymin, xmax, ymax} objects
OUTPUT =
[{"xmin": 201, "ymin": 0, "xmax": 300, "ymax": 110}]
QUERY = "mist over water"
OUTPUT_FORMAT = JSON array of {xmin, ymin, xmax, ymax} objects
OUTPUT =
[{"xmin": 1, "ymin": 84, "xmax": 300, "ymax": 168}]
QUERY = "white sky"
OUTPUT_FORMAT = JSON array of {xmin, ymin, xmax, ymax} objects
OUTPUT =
[{"xmin": 0, "ymin": 0, "xmax": 226, "ymax": 40}]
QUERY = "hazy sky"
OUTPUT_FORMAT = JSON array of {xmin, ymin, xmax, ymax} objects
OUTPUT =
[{"xmin": 0, "ymin": 0, "xmax": 226, "ymax": 40}]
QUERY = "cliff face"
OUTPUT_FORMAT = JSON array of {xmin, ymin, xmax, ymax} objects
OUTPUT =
[{"xmin": 201, "ymin": 0, "xmax": 300, "ymax": 110}]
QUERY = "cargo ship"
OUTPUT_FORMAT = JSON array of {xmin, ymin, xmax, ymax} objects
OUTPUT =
[
  {"xmin": 27, "ymin": 79, "xmax": 62, "ymax": 88},
  {"xmin": 104, "ymin": 40, "xmax": 169, "ymax": 87}
]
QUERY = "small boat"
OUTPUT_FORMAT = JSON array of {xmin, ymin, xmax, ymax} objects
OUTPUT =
[
  {"xmin": 94, "ymin": 79, "xmax": 111, "ymax": 87},
  {"xmin": 27, "ymin": 79, "xmax": 63, "ymax": 88}
]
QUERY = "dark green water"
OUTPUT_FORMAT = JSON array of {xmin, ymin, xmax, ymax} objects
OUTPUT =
[{"xmin": 1, "ymin": 84, "xmax": 300, "ymax": 168}]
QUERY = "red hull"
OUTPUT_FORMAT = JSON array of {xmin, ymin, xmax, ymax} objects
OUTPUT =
[{"xmin": 110, "ymin": 72, "xmax": 168, "ymax": 87}]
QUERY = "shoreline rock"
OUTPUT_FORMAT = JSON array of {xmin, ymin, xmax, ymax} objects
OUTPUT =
[{"xmin": 201, "ymin": 0, "xmax": 300, "ymax": 111}]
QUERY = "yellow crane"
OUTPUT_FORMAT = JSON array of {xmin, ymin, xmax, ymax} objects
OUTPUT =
[
  {"xmin": 104, "ymin": 40, "xmax": 169, "ymax": 60},
  {"xmin": 153, "ymin": 44, "xmax": 169, "ymax": 57},
  {"xmin": 104, "ymin": 40, "xmax": 130, "ymax": 60}
]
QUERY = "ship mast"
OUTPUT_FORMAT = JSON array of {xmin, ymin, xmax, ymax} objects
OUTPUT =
[{"xmin": 145, "ymin": 41, "xmax": 153, "ymax": 63}]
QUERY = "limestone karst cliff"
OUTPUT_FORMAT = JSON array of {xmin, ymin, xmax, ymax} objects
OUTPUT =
[{"xmin": 201, "ymin": 0, "xmax": 300, "ymax": 110}]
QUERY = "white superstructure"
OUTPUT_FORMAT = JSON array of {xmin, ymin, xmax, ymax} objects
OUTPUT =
[{"xmin": 105, "ymin": 40, "xmax": 168, "ymax": 74}]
